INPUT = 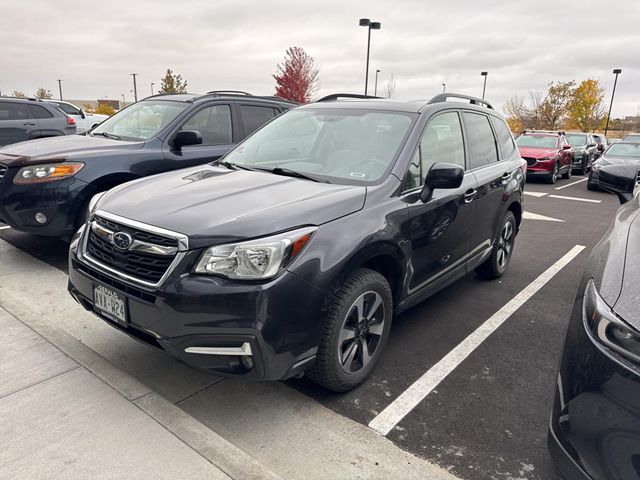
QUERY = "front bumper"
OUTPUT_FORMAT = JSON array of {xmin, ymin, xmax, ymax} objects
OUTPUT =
[
  {"xmin": 549, "ymin": 294, "xmax": 640, "ymax": 480},
  {"xmin": 67, "ymin": 236, "xmax": 327, "ymax": 380},
  {"xmin": 0, "ymin": 168, "xmax": 92, "ymax": 236}
]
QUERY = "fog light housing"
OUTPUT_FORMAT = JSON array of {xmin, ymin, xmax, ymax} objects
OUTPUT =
[
  {"xmin": 240, "ymin": 355, "xmax": 254, "ymax": 370},
  {"xmin": 34, "ymin": 212, "xmax": 47, "ymax": 224}
]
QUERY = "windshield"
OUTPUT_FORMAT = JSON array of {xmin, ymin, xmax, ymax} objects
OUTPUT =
[
  {"xmin": 516, "ymin": 135, "xmax": 557, "ymax": 149},
  {"xmin": 565, "ymin": 134, "xmax": 587, "ymax": 147},
  {"xmin": 221, "ymin": 108, "xmax": 416, "ymax": 184},
  {"xmin": 605, "ymin": 143, "xmax": 640, "ymax": 158},
  {"xmin": 91, "ymin": 100, "xmax": 189, "ymax": 141}
]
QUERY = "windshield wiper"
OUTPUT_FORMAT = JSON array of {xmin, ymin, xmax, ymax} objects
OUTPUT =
[
  {"xmin": 216, "ymin": 161, "xmax": 264, "ymax": 172},
  {"xmin": 271, "ymin": 167, "xmax": 328, "ymax": 183},
  {"xmin": 91, "ymin": 131, "xmax": 121, "ymax": 140}
]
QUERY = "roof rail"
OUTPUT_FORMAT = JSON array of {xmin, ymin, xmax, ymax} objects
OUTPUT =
[
  {"xmin": 316, "ymin": 93, "xmax": 383, "ymax": 103},
  {"xmin": 522, "ymin": 129, "xmax": 566, "ymax": 136},
  {"xmin": 427, "ymin": 93, "xmax": 493, "ymax": 110},
  {"xmin": 0, "ymin": 95, "xmax": 40, "ymax": 102},
  {"xmin": 206, "ymin": 90, "xmax": 253, "ymax": 96}
]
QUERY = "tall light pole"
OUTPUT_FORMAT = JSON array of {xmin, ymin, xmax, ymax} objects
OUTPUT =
[
  {"xmin": 481, "ymin": 71, "xmax": 488, "ymax": 99},
  {"xmin": 57, "ymin": 79, "xmax": 63, "ymax": 100},
  {"xmin": 374, "ymin": 69, "xmax": 381, "ymax": 96},
  {"xmin": 130, "ymin": 73, "xmax": 138, "ymax": 102},
  {"xmin": 359, "ymin": 18, "xmax": 381, "ymax": 95},
  {"xmin": 604, "ymin": 68, "xmax": 622, "ymax": 136},
  {"xmin": 151, "ymin": 82, "xmax": 155, "ymax": 96},
  {"xmin": 442, "ymin": 83, "xmax": 446, "ymax": 93}
]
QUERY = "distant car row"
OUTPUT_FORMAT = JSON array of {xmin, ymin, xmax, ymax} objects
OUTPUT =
[
  {"xmin": 0, "ymin": 96, "xmax": 109, "ymax": 146},
  {"xmin": 516, "ymin": 129, "xmax": 640, "ymax": 186}
]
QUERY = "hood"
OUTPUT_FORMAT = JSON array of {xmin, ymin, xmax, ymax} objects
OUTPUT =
[
  {"xmin": 596, "ymin": 155, "xmax": 640, "ymax": 168},
  {"xmin": 0, "ymin": 135, "xmax": 143, "ymax": 167},
  {"xmin": 97, "ymin": 165, "xmax": 367, "ymax": 248},
  {"xmin": 612, "ymin": 206, "xmax": 640, "ymax": 328},
  {"xmin": 517, "ymin": 147, "xmax": 558, "ymax": 158}
]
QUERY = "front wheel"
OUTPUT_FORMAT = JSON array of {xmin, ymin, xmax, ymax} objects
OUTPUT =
[
  {"xmin": 587, "ymin": 173, "xmax": 598, "ymax": 191},
  {"xmin": 308, "ymin": 268, "xmax": 393, "ymax": 392},
  {"xmin": 547, "ymin": 163, "xmax": 559, "ymax": 184},
  {"xmin": 562, "ymin": 164, "xmax": 572, "ymax": 179},
  {"xmin": 476, "ymin": 211, "xmax": 517, "ymax": 280}
]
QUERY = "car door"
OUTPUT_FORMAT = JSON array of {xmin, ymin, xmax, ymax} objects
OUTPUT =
[
  {"xmin": 163, "ymin": 103, "xmax": 237, "ymax": 168},
  {"xmin": 462, "ymin": 111, "xmax": 508, "ymax": 255},
  {"xmin": 0, "ymin": 101, "xmax": 39, "ymax": 146},
  {"xmin": 26, "ymin": 104, "xmax": 63, "ymax": 137},
  {"xmin": 401, "ymin": 110, "xmax": 478, "ymax": 295}
]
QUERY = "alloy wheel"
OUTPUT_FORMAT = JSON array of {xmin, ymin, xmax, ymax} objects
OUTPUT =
[
  {"xmin": 338, "ymin": 291, "xmax": 385, "ymax": 374},
  {"xmin": 497, "ymin": 220, "xmax": 514, "ymax": 270}
]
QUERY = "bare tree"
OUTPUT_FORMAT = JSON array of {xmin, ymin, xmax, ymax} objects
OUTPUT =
[
  {"xmin": 384, "ymin": 73, "xmax": 396, "ymax": 99},
  {"xmin": 539, "ymin": 81, "xmax": 576, "ymax": 129}
]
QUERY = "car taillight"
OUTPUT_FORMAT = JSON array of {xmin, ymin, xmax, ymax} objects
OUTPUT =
[{"xmin": 67, "ymin": 117, "xmax": 76, "ymax": 125}]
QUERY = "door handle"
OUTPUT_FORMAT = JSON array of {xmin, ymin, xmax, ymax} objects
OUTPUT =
[
  {"xmin": 464, "ymin": 188, "xmax": 477, "ymax": 203},
  {"xmin": 22, "ymin": 122, "xmax": 37, "ymax": 126},
  {"xmin": 501, "ymin": 172, "xmax": 511, "ymax": 180}
]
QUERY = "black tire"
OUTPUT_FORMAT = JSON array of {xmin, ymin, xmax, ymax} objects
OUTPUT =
[
  {"xmin": 546, "ymin": 163, "xmax": 559, "ymax": 184},
  {"xmin": 476, "ymin": 211, "xmax": 517, "ymax": 280},
  {"xmin": 576, "ymin": 159, "xmax": 586, "ymax": 176},
  {"xmin": 561, "ymin": 164, "xmax": 572, "ymax": 179},
  {"xmin": 587, "ymin": 174, "xmax": 598, "ymax": 191},
  {"xmin": 308, "ymin": 268, "xmax": 393, "ymax": 392}
]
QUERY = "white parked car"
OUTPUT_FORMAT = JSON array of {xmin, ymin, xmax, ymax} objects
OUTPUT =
[{"xmin": 45, "ymin": 100, "xmax": 109, "ymax": 133}]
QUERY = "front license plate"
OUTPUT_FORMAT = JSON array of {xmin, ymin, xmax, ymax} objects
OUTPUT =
[{"xmin": 93, "ymin": 284, "xmax": 127, "ymax": 326}]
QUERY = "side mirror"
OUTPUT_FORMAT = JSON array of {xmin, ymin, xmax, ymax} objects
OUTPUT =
[
  {"xmin": 420, "ymin": 162, "xmax": 464, "ymax": 203},
  {"xmin": 562, "ymin": 144, "xmax": 572, "ymax": 150},
  {"xmin": 597, "ymin": 144, "xmax": 605, "ymax": 152},
  {"xmin": 172, "ymin": 130, "xmax": 203, "ymax": 149},
  {"xmin": 79, "ymin": 109, "xmax": 86, "ymax": 119},
  {"xmin": 598, "ymin": 164, "xmax": 639, "ymax": 204}
]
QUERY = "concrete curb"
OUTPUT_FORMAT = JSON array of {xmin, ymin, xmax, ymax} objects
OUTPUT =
[{"xmin": 0, "ymin": 289, "xmax": 282, "ymax": 480}]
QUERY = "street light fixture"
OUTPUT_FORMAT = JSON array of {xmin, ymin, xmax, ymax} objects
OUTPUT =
[
  {"xmin": 130, "ymin": 73, "xmax": 138, "ymax": 102},
  {"xmin": 442, "ymin": 83, "xmax": 446, "ymax": 93},
  {"xmin": 359, "ymin": 18, "xmax": 381, "ymax": 95},
  {"xmin": 56, "ymin": 79, "xmax": 63, "ymax": 100},
  {"xmin": 481, "ymin": 71, "xmax": 488, "ymax": 100},
  {"xmin": 374, "ymin": 69, "xmax": 381, "ymax": 96},
  {"xmin": 151, "ymin": 82, "xmax": 155, "ymax": 96},
  {"xmin": 604, "ymin": 68, "xmax": 622, "ymax": 136}
]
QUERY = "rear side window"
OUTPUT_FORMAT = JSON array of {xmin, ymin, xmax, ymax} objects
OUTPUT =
[
  {"xmin": 240, "ymin": 105, "xmax": 278, "ymax": 136},
  {"xmin": 27, "ymin": 104, "xmax": 54, "ymax": 119},
  {"xmin": 463, "ymin": 112, "xmax": 498, "ymax": 169},
  {"xmin": 0, "ymin": 101, "xmax": 30, "ymax": 120},
  {"xmin": 180, "ymin": 104, "xmax": 232, "ymax": 146},
  {"xmin": 490, "ymin": 117, "xmax": 516, "ymax": 159}
]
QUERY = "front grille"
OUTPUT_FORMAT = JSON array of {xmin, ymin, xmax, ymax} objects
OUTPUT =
[
  {"xmin": 0, "ymin": 165, "xmax": 7, "ymax": 182},
  {"xmin": 523, "ymin": 157, "xmax": 537, "ymax": 166},
  {"xmin": 86, "ymin": 215, "xmax": 179, "ymax": 284}
]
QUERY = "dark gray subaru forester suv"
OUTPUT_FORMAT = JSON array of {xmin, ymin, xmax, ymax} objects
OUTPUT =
[{"xmin": 68, "ymin": 93, "xmax": 526, "ymax": 392}]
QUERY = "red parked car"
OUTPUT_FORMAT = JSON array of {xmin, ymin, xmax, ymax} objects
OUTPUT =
[{"xmin": 516, "ymin": 130, "xmax": 574, "ymax": 184}]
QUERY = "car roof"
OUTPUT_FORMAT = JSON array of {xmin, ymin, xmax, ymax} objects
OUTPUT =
[{"xmin": 0, "ymin": 96, "xmax": 44, "ymax": 103}]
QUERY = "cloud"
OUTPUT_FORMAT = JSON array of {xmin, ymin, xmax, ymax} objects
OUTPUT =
[{"xmin": 1, "ymin": 0, "xmax": 637, "ymax": 116}]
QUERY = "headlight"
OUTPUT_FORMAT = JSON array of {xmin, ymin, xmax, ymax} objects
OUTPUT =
[
  {"xmin": 592, "ymin": 163, "xmax": 602, "ymax": 171},
  {"xmin": 583, "ymin": 279, "xmax": 640, "ymax": 363},
  {"xmin": 194, "ymin": 227, "xmax": 317, "ymax": 280},
  {"xmin": 14, "ymin": 162, "xmax": 84, "ymax": 184},
  {"xmin": 538, "ymin": 157, "xmax": 555, "ymax": 162}
]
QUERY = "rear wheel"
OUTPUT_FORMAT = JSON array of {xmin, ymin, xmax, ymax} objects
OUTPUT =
[
  {"xmin": 476, "ymin": 211, "xmax": 517, "ymax": 280},
  {"xmin": 308, "ymin": 268, "xmax": 392, "ymax": 392}
]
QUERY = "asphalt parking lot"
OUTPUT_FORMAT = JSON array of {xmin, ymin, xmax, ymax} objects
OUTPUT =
[{"xmin": 0, "ymin": 174, "xmax": 620, "ymax": 480}]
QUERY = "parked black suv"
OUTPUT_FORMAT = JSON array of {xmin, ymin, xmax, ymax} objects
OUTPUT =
[
  {"xmin": 0, "ymin": 92, "xmax": 295, "ymax": 237},
  {"xmin": 68, "ymin": 93, "xmax": 526, "ymax": 392},
  {"xmin": 0, "ymin": 96, "xmax": 76, "ymax": 146},
  {"xmin": 565, "ymin": 132, "xmax": 599, "ymax": 174}
]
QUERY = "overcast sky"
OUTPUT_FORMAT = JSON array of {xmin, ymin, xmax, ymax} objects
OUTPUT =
[{"xmin": 1, "ymin": 0, "xmax": 638, "ymax": 117}]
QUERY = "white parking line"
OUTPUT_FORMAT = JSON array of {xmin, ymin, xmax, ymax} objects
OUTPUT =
[
  {"xmin": 548, "ymin": 194, "xmax": 601, "ymax": 204},
  {"xmin": 522, "ymin": 212, "xmax": 564, "ymax": 222},
  {"xmin": 368, "ymin": 245, "xmax": 586, "ymax": 436},
  {"xmin": 523, "ymin": 191, "xmax": 548, "ymax": 198},
  {"xmin": 0, "ymin": 225, "xmax": 11, "ymax": 230},
  {"xmin": 555, "ymin": 178, "xmax": 588, "ymax": 190}
]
